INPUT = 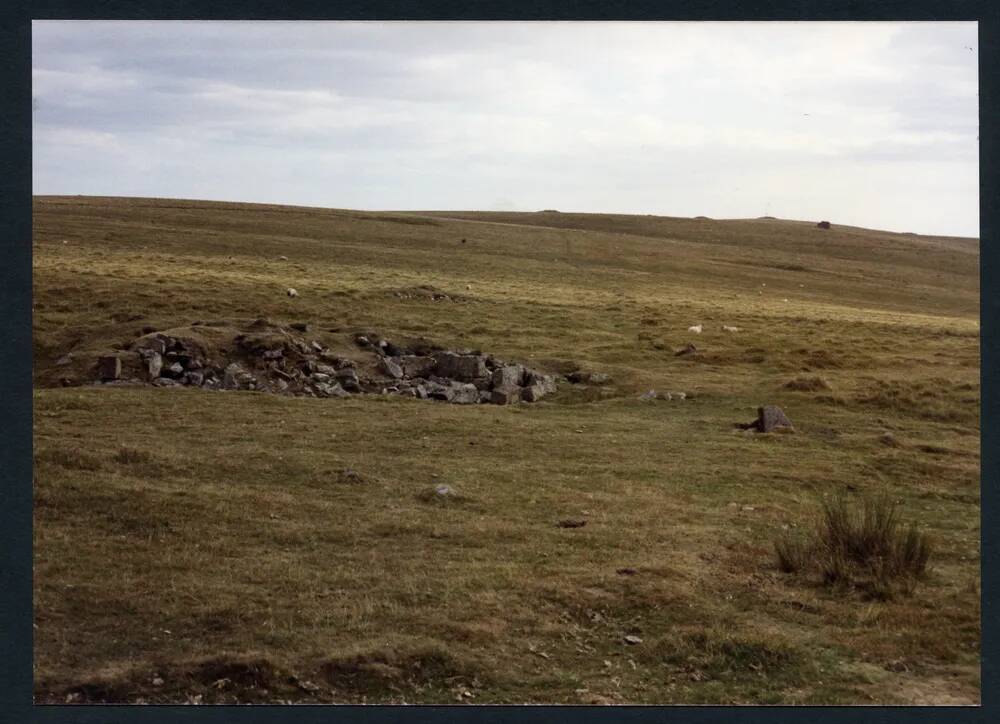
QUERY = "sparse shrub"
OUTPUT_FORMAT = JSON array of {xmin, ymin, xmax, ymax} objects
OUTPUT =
[{"xmin": 774, "ymin": 493, "xmax": 932, "ymax": 600}]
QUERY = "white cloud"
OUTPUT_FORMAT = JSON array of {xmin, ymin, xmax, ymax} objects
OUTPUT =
[
  {"xmin": 33, "ymin": 126, "xmax": 124, "ymax": 152},
  {"xmin": 31, "ymin": 20, "xmax": 979, "ymax": 236}
]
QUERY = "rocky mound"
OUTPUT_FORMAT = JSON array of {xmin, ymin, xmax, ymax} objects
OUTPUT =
[{"xmin": 87, "ymin": 320, "xmax": 557, "ymax": 405}]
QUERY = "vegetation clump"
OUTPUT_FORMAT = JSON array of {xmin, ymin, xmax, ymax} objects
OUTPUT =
[
  {"xmin": 774, "ymin": 494, "xmax": 932, "ymax": 600},
  {"xmin": 112, "ymin": 446, "xmax": 154, "ymax": 465},
  {"xmin": 784, "ymin": 376, "xmax": 831, "ymax": 392}
]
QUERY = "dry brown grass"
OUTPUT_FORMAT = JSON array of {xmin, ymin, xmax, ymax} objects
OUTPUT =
[
  {"xmin": 775, "ymin": 495, "xmax": 933, "ymax": 600},
  {"xmin": 31, "ymin": 196, "xmax": 980, "ymax": 705},
  {"xmin": 784, "ymin": 376, "xmax": 832, "ymax": 392}
]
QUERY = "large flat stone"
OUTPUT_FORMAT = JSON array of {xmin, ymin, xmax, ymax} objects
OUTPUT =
[
  {"xmin": 379, "ymin": 356, "xmax": 404, "ymax": 379},
  {"xmin": 758, "ymin": 405, "xmax": 793, "ymax": 432},
  {"xmin": 433, "ymin": 352, "xmax": 488, "ymax": 381},
  {"xmin": 450, "ymin": 382, "xmax": 480, "ymax": 404},
  {"xmin": 492, "ymin": 364, "xmax": 525, "ymax": 389},
  {"xmin": 521, "ymin": 384, "xmax": 548, "ymax": 402},
  {"xmin": 524, "ymin": 370, "xmax": 556, "ymax": 394},
  {"xmin": 399, "ymin": 355, "xmax": 436, "ymax": 378},
  {"xmin": 97, "ymin": 356, "xmax": 121, "ymax": 381},
  {"xmin": 491, "ymin": 386, "xmax": 521, "ymax": 405}
]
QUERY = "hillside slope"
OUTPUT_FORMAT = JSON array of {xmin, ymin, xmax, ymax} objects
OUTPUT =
[{"xmin": 32, "ymin": 196, "xmax": 980, "ymax": 705}]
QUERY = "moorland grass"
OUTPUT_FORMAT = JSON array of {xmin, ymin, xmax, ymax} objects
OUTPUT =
[
  {"xmin": 774, "ymin": 494, "xmax": 933, "ymax": 600},
  {"xmin": 31, "ymin": 196, "xmax": 980, "ymax": 704}
]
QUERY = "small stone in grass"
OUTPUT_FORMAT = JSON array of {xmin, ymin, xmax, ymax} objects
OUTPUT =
[
  {"xmin": 623, "ymin": 635, "xmax": 643, "ymax": 645},
  {"xmin": 297, "ymin": 680, "xmax": 321, "ymax": 693}
]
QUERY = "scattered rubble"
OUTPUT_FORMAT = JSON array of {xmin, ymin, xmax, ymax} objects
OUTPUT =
[
  {"xmin": 639, "ymin": 390, "xmax": 687, "ymax": 401},
  {"xmin": 87, "ymin": 320, "xmax": 559, "ymax": 406},
  {"xmin": 389, "ymin": 285, "xmax": 466, "ymax": 302}
]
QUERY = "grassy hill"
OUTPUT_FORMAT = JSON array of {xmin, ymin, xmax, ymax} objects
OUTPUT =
[{"xmin": 31, "ymin": 196, "xmax": 980, "ymax": 705}]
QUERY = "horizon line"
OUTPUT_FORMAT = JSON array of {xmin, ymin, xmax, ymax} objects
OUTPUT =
[{"xmin": 31, "ymin": 193, "xmax": 981, "ymax": 241}]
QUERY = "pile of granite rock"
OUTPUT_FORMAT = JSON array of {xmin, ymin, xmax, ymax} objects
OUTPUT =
[
  {"xmin": 92, "ymin": 322, "xmax": 557, "ymax": 405},
  {"xmin": 354, "ymin": 333, "xmax": 557, "ymax": 404}
]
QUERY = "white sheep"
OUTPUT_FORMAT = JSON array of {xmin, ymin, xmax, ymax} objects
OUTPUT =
[
  {"xmin": 286, "ymin": 287, "xmax": 298, "ymax": 298},
  {"xmin": 279, "ymin": 255, "xmax": 289, "ymax": 261},
  {"xmin": 687, "ymin": 324, "xmax": 703, "ymax": 334},
  {"xmin": 722, "ymin": 325, "xmax": 740, "ymax": 332}
]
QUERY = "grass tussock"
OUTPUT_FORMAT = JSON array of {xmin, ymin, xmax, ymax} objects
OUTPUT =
[
  {"xmin": 784, "ymin": 376, "xmax": 832, "ymax": 392},
  {"xmin": 112, "ymin": 446, "xmax": 154, "ymax": 465},
  {"xmin": 31, "ymin": 197, "xmax": 979, "ymax": 704},
  {"xmin": 774, "ymin": 494, "xmax": 932, "ymax": 601},
  {"xmin": 854, "ymin": 379, "xmax": 978, "ymax": 424}
]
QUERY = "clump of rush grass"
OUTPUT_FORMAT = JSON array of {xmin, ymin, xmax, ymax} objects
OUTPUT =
[
  {"xmin": 774, "ymin": 534, "xmax": 811, "ymax": 574},
  {"xmin": 773, "ymin": 493, "xmax": 932, "ymax": 600}
]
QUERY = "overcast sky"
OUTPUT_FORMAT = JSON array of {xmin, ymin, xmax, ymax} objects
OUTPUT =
[{"xmin": 32, "ymin": 21, "xmax": 979, "ymax": 237}]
